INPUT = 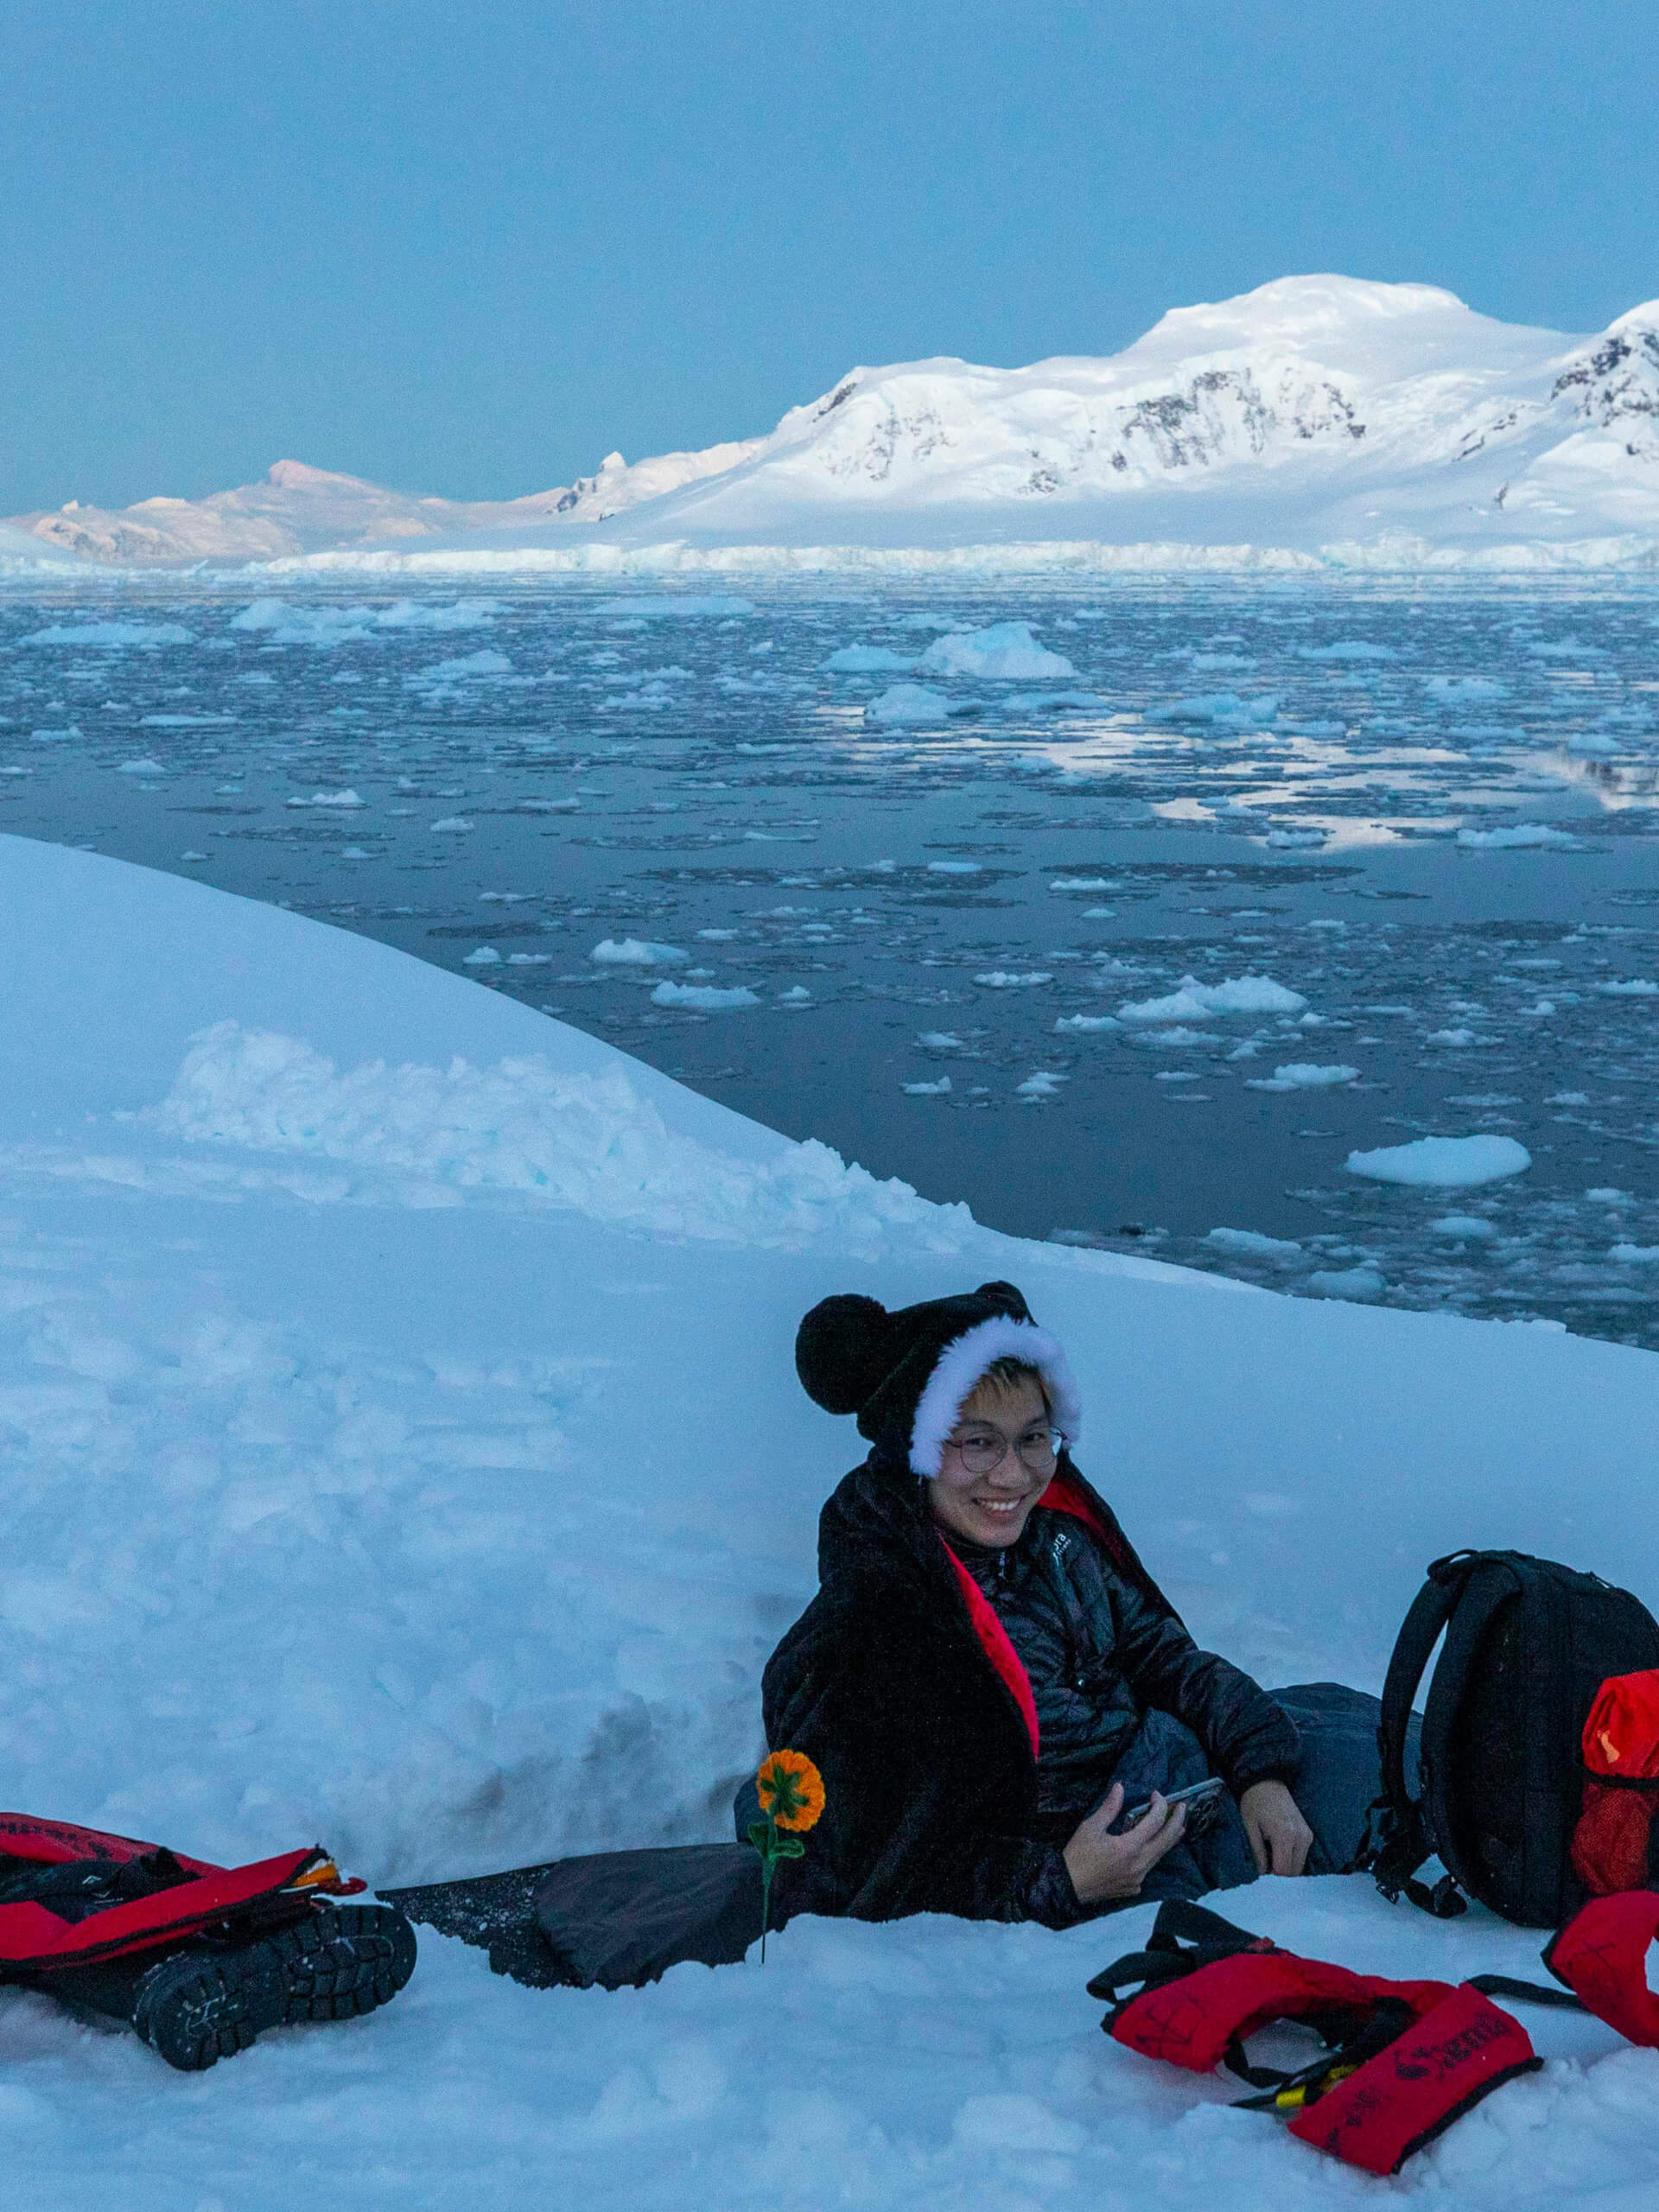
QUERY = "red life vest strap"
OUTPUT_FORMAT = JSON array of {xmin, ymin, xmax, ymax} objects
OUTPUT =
[{"xmin": 1546, "ymin": 1890, "xmax": 1659, "ymax": 2048}]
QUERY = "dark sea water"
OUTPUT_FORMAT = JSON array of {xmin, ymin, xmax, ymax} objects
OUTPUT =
[{"xmin": 3, "ymin": 574, "xmax": 1657, "ymax": 1344}]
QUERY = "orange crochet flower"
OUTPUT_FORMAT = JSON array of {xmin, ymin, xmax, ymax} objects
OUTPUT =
[{"xmin": 756, "ymin": 1749, "xmax": 825, "ymax": 1834}]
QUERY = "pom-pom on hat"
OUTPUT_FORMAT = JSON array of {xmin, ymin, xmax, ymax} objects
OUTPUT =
[{"xmin": 795, "ymin": 1280, "xmax": 1082, "ymax": 1478}]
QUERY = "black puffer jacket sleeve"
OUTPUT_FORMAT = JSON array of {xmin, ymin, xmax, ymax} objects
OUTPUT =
[
  {"xmin": 763, "ymin": 1575, "xmax": 1088, "ymax": 1929},
  {"xmin": 1107, "ymin": 1570, "xmax": 1300, "ymax": 1795}
]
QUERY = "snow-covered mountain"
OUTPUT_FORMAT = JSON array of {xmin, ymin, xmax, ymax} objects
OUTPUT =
[
  {"xmin": 6, "ymin": 445, "xmax": 754, "ymax": 565},
  {"xmin": 10, "ymin": 276, "xmax": 1659, "ymax": 569}
]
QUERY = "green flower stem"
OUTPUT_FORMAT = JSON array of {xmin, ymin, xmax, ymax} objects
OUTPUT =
[{"xmin": 745, "ymin": 1816, "xmax": 807, "ymax": 1961}]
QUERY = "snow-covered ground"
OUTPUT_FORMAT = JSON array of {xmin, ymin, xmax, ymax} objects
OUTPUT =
[
  {"xmin": 3, "ymin": 830, "xmax": 1656, "ymax": 2207},
  {"xmin": 10, "ymin": 277, "xmax": 1659, "ymax": 575}
]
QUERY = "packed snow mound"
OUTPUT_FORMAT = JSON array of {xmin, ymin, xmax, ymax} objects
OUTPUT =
[
  {"xmin": 17, "ymin": 276, "xmax": 1659, "ymax": 569},
  {"xmin": 152, "ymin": 1022, "xmax": 954, "ymax": 1251}
]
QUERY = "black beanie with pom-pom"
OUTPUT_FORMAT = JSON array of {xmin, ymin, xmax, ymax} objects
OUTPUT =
[{"xmin": 795, "ymin": 1280, "xmax": 1083, "ymax": 1478}]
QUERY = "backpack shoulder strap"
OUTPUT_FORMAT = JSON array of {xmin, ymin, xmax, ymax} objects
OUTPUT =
[{"xmin": 1367, "ymin": 1553, "xmax": 1492, "ymax": 1916}]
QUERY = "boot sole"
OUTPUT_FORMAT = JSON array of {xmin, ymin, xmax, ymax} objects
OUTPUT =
[{"xmin": 139, "ymin": 1902, "xmax": 417, "ymax": 2071}]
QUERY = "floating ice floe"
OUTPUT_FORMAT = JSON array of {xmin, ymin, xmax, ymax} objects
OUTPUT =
[
  {"xmin": 463, "ymin": 947, "xmax": 502, "ymax": 966},
  {"xmin": 1427, "ymin": 675, "xmax": 1507, "ymax": 700},
  {"xmin": 1016, "ymin": 1071, "xmax": 1065, "ymax": 1099},
  {"xmin": 1431, "ymin": 1214, "xmax": 1497, "ymax": 1239},
  {"xmin": 590, "ymin": 938, "xmax": 690, "ymax": 967},
  {"xmin": 1054, "ymin": 1014, "xmax": 1119, "ymax": 1034},
  {"xmin": 410, "ymin": 649, "xmax": 514, "ymax": 683},
  {"xmin": 975, "ymin": 970, "xmax": 1053, "ymax": 988},
  {"xmin": 902, "ymin": 1076, "xmax": 951, "ymax": 1096},
  {"xmin": 592, "ymin": 594, "xmax": 753, "ymax": 617},
  {"xmin": 287, "ymin": 788, "xmax": 366, "ymax": 809},
  {"xmin": 1117, "ymin": 974, "xmax": 1306, "ymax": 1024},
  {"xmin": 863, "ymin": 683, "xmax": 963, "ymax": 726},
  {"xmin": 1598, "ymin": 978, "xmax": 1658, "ymax": 996},
  {"xmin": 916, "ymin": 622, "xmax": 1077, "ymax": 681},
  {"xmin": 1346, "ymin": 1135, "xmax": 1532, "ymax": 1188},
  {"xmin": 822, "ymin": 644, "xmax": 916, "ymax": 672},
  {"xmin": 1611, "ymin": 1243, "xmax": 1659, "ymax": 1263},
  {"xmin": 649, "ymin": 981, "xmax": 761, "ymax": 1009},
  {"xmin": 1163, "ymin": 691, "xmax": 1280, "ymax": 728},
  {"xmin": 229, "ymin": 598, "xmax": 499, "ymax": 646},
  {"xmin": 1297, "ymin": 640, "xmax": 1400, "ymax": 660},
  {"xmin": 22, "ymin": 620, "xmax": 195, "ymax": 646},
  {"xmin": 1245, "ymin": 1063, "xmax": 1358, "ymax": 1091},
  {"xmin": 116, "ymin": 757, "xmax": 166, "ymax": 775},
  {"xmin": 1306, "ymin": 1265, "xmax": 1386, "ymax": 1301},
  {"xmin": 999, "ymin": 690, "xmax": 1109, "ymax": 712},
  {"xmin": 1456, "ymin": 823, "xmax": 1580, "ymax": 849},
  {"xmin": 1205, "ymin": 1227, "xmax": 1303, "ymax": 1259}
]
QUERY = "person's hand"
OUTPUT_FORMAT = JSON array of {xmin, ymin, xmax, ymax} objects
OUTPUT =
[
  {"xmin": 1239, "ymin": 1779, "xmax": 1313, "ymax": 1876},
  {"xmin": 1063, "ymin": 1783, "xmax": 1188, "ymax": 1903}
]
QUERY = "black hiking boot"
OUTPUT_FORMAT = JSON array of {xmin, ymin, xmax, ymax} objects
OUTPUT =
[{"xmin": 131, "ymin": 1901, "xmax": 417, "ymax": 2071}]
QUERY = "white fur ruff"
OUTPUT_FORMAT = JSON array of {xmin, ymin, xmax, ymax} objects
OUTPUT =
[{"xmin": 907, "ymin": 1315, "xmax": 1084, "ymax": 1478}]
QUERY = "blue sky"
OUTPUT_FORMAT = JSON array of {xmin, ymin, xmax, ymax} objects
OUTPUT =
[{"xmin": 3, "ymin": 0, "xmax": 1656, "ymax": 511}]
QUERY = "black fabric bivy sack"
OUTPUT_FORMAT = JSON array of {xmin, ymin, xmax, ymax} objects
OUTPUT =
[{"xmin": 383, "ymin": 1843, "xmax": 765, "ymax": 1992}]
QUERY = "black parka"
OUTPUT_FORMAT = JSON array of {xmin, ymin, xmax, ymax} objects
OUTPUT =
[{"xmin": 761, "ymin": 1447, "xmax": 1300, "ymax": 1929}]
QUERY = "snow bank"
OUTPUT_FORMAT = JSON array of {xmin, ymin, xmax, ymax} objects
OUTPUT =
[
  {"xmin": 154, "ymin": 1022, "xmax": 912, "ymax": 1244},
  {"xmin": 1346, "ymin": 1135, "xmax": 1533, "ymax": 1188}
]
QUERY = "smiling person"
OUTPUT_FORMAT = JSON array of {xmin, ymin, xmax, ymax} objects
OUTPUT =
[{"xmin": 756, "ymin": 1281, "xmax": 1333, "ymax": 1928}]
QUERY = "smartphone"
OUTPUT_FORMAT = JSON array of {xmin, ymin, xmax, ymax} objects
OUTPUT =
[{"xmin": 1117, "ymin": 1777, "xmax": 1225, "ymax": 1835}]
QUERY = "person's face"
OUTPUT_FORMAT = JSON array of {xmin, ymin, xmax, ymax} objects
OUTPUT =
[{"xmin": 925, "ymin": 1373, "xmax": 1055, "ymax": 1548}]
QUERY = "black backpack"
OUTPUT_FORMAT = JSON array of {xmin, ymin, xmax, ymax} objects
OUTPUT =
[{"xmin": 1364, "ymin": 1548, "xmax": 1659, "ymax": 1927}]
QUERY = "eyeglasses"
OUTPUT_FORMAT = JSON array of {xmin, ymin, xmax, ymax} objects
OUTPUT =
[{"xmin": 944, "ymin": 1427, "xmax": 1065, "ymax": 1478}]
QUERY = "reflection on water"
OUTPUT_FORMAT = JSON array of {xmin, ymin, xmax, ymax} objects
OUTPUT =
[{"xmin": 3, "ymin": 575, "xmax": 1656, "ymax": 1344}]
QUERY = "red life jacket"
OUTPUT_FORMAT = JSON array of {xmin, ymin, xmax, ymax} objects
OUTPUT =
[
  {"xmin": 0, "ymin": 1812, "xmax": 363, "ymax": 1974},
  {"xmin": 1545, "ymin": 1889, "xmax": 1659, "ymax": 2048},
  {"xmin": 1090, "ymin": 1901, "xmax": 1541, "ymax": 2178}
]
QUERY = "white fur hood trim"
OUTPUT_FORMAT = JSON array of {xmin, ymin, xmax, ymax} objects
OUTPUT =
[{"xmin": 907, "ymin": 1315, "xmax": 1083, "ymax": 1478}]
